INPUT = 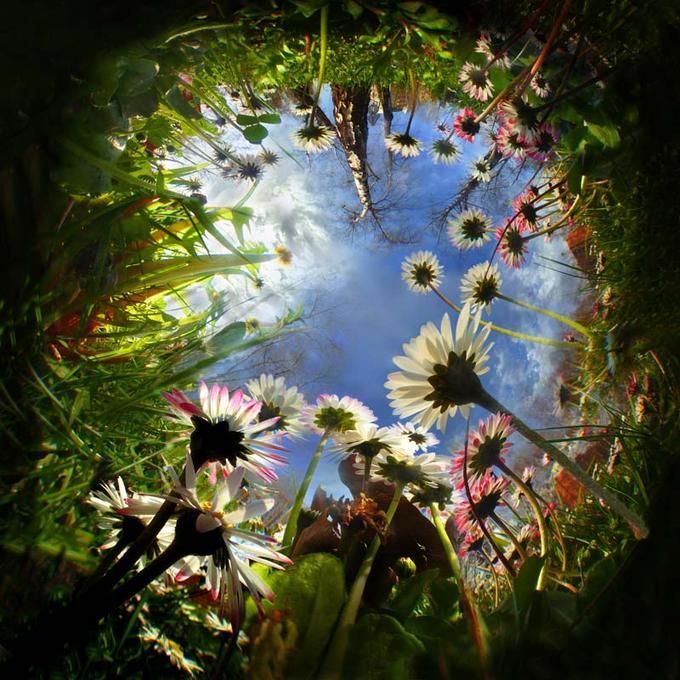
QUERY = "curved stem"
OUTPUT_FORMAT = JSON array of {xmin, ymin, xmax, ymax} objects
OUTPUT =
[
  {"xmin": 320, "ymin": 483, "xmax": 404, "ymax": 680},
  {"xmin": 479, "ymin": 549, "xmax": 500, "ymax": 607},
  {"xmin": 430, "ymin": 284, "xmax": 582, "ymax": 349},
  {"xmin": 497, "ymin": 292, "xmax": 592, "ymax": 338},
  {"xmin": 307, "ymin": 5, "xmax": 329, "ymax": 127},
  {"xmin": 477, "ymin": 389, "xmax": 649, "ymax": 540},
  {"xmin": 430, "ymin": 504, "xmax": 490, "ymax": 675},
  {"xmin": 405, "ymin": 70, "xmax": 418, "ymax": 135},
  {"xmin": 362, "ymin": 455, "xmax": 373, "ymax": 495},
  {"xmin": 77, "ymin": 536, "xmax": 128, "ymax": 596},
  {"xmin": 282, "ymin": 431, "xmax": 330, "ymax": 547},
  {"xmin": 490, "ymin": 510, "xmax": 527, "ymax": 561},
  {"xmin": 497, "ymin": 462, "xmax": 549, "ymax": 590}
]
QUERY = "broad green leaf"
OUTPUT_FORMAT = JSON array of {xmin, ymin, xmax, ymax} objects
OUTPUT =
[
  {"xmin": 117, "ymin": 58, "xmax": 159, "ymax": 97},
  {"xmin": 236, "ymin": 113, "xmax": 260, "ymax": 125},
  {"xmin": 428, "ymin": 576, "xmax": 460, "ymax": 618},
  {"xmin": 586, "ymin": 120, "xmax": 621, "ymax": 148},
  {"xmin": 345, "ymin": 614, "xmax": 426, "ymax": 680},
  {"xmin": 257, "ymin": 113, "xmax": 281, "ymax": 124},
  {"xmin": 263, "ymin": 553, "xmax": 346, "ymax": 679},
  {"xmin": 202, "ymin": 321, "xmax": 246, "ymax": 356},
  {"xmin": 343, "ymin": 0, "xmax": 364, "ymax": 18},
  {"xmin": 512, "ymin": 555, "xmax": 544, "ymax": 629},
  {"xmin": 165, "ymin": 84, "xmax": 202, "ymax": 120},
  {"xmin": 290, "ymin": 0, "xmax": 328, "ymax": 18},
  {"xmin": 389, "ymin": 569, "xmax": 439, "ymax": 621},
  {"xmin": 243, "ymin": 123, "xmax": 269, "ymax": 144}
]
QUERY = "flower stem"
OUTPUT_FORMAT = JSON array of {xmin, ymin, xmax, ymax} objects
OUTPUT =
[
  {"xmin": 430, "ymin": 284, "xmax": 582, "ymax": 349},
  {"xmin": 320, "ymin": 483, "xmax": 404, "ymax": 680},
  {"xmin": 477, "ymin": 389, "xmax": 649, "ymax": 540},
  {"xmin": 497, "ymin": 292, "xmax": 592, "ymax": 338},
  {"xmin": 490, "ymin": 510, "xmax": 528, "ymax": 561},
  {"xmin": 308, "ymin": 5, "xmax": 329, "ymax": 127},
  {"xmin": 430, "ymin": 503, "xmax": 490, "ymax": 674},
  {"xmin": 282, "ymin": 431, "xmax": 330, "ymax": 547},
  {"xmin": 497, "ymin": 462, "xmax": 549, "ymax": 590}
]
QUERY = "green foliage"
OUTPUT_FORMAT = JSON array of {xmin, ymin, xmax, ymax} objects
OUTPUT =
[{"xmin": 345, "ymin": 613, "xmax": 425, "ymax": 680}]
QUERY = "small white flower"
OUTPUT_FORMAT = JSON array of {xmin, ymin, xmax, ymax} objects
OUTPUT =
[
  {"xmin": 460, "ymin": 261, "xmax": 503, "ymax": 312},
  {"xmin": 459, "ymin": 62, "xmax": 494, "ymax": 102},
  {"xmin": 448, "ymin": 208, "xmax": 492, "ymax": 250},
  {"xmin": 401, "ymin": 250, "xmax": 443, "ymax": 294},
  {"xmin": 301, "ymin": 394, "xmax": 376, "ymax": 435},
  {"xmin": 245, "ymin": 374, "xmax": 307, "ymax": 438},
  {"xmin": 471, "ymin": 156, "xmax": 492, "ymax": 182},
  {"xmin": 389, "ymin": 422, "xmax": 439, "ymax": 452},
  {"xmin": 430, "ymin": 138, "xmax": 459, "ymax": 165},
  {"xmin": 385, "ymin": 132, "xmax": 422, "ymax": 158},
  {"xmin": 385, "ymin": 305, "xmax": 493, "ymax": 432},
  {"xmin": 293, "ymin": 125, "xmax": 335, "ymax": 153}
]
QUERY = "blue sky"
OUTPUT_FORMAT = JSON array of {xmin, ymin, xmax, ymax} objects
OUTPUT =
[{"xmin": 193, "ymin": 91, "xmax": 586, "ymax": 498}]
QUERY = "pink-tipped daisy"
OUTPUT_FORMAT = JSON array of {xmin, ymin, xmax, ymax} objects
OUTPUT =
[
  {"xmin": 450, "ymin": 412, "xmax": 514, "ymax": 487},
  {"xmin": 453, "ymin": 107, "xmax": 481, "ymax": 142},
  {"xmin": 459, "ymin": 62, "xmax": 494, "ymax": 102},
  {"xmin": 512, "ymin": 191, "xmax": 541, "ymax": 231},
  {"xmin": 496, "ymin": 221, "xmax": 528, "ymax": 268},
  {"xmin": 162, "ymin": 382, "xmax": 287, "ymax": 483}
]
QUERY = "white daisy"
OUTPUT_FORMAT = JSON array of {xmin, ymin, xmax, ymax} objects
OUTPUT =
[
  {"xmin": 168, "ymin": 455, "xmax": 291, "ymax": 628},
  {"xmin": 459, "ymin": 62, "xmax": 495, "ymax": 102},
  {"xmin": 447, "ymin": 208, "xmax": 492, "ymax": 250},
  {"xmin": 245, "ymin": 374, "xmax": 307, "ymax": 438},
  {"xmin": 333, "ymin": 421, "xmax": 412, "ymax": 459},
  {"xmin": 301, "ymin": 394, "xmax": 376, "ymax": 436},
  {"xmin": 401, "ymin": 250, "xmax": 443, "ymax": 293},
  {"xmin": 475, "ymin": 32, "xmax": 512, "ymax": 70},
  {"xmin": 470, "ymin": 156, "xmax": 492, "ymax": 183},
  {"xmin": 430, "ymin": 138, "xmax": 459, "ymax": 165},
  {"xmin": 385, "ymin": 305, "xmax": 493, "ymax": 432},
  {"xmin": 293, "ymin": 125, "xmax": 335, "ymax": 153},
  {"xmin": 530, "ymin": 72, "xmax": 551, "ymax": 99},
  {"xmin": 362, "ymin": 450, "xmax": 450, "ymax": 489},
  {"xmin": 385, "ymin": 132, "xmax": 422, "ymax": 158},
  {"xmin": 460, "ymin": 261, "xmax": 503, "ymax": 311},
  {"xmin": 87, "ymin": 477, "xmax": 175, "ymax": 565},
  {"xmin": 389, "ymin": 422, "xmax": 439, "ymax": 452},
  {"xmin": 162, "ymin": 382, "xmax": 287, "ymax": 483}
]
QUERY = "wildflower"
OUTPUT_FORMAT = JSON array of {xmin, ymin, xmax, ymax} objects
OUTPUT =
[
  {"xmin": 450, "ymin": 412, "xmax": 514, "ymax": 486},
  {"xmin": 213, "ymin": 147, "xmax": 232, "ymax": 165},
  {"xmin": 460, "ymin": 261, "xmax": 503, "ymax": 311},
  {"xmin": 389, "ymin": 421, "xmax": 439, "ymax": 452},
  {"xmin": 88, "ymin": 478, "xmax": 174, "ymax": 561},
  {"xmin": 385, "ymin": 305, "xmax": 493, "ymax": 432},
  {"xmin": 259, "ymin": 149, "xmax": 280, "ymax": 166},
  {"xmin": 459, "ymin": 62, "xmax": 494, "ymax": 102},
  {"xmin": 334, "ymin": 421, "xmax": 409, "ymax": 459},
  {"xmin": 430, "ymin": 138, "xmax": 459, "ymax": 164},
  {"xmin": 530, "ymin": 72, "xmax": 551, "ymax": 99},
  {"xmin": 471, "ymin": 156, "xmax": 492, "ymax": 182},
  {"xmin": 292, "ymin": 102, "xmax": 313, "ymax": 117},
  {"xmin": 496, "ymin": 221, "xmax": 528, "ymax": 268},
  {"xmin": 367, "ymin": 451, "xmax": 450, "ymax": 489},
  {"xmin": 274, "ymin": 244, "xmax": 293, "ymax": 266},
  {"xmin": 162, "ymin": 382, "xmax": 287, "ymax": 482},
  {"xmin": 501, "ymin": 98, "xmax": 541, "ymax": 143},
  {"xmin": 476, "ymin": 32, "xmax": 511, "ymax": 70},
  {"xmin": 401, "ymin": 250, "xmax": 443, "ymax": 293},
  {"xmin": 452, "ymin": 470, "xmax": 509, "ymax": 533},
  {"xmin": 448, "ymin": 208, "xmax": 492, "ymax": 250},
  {"xmin": 385, "ymin": 132, "xmax": 422, "ymax": 158},
  {"xmin": 453, "ymin": 107, "xmax": 481, "ymax": 142},
  {"xmin": 513, "ymin": 191, "xmax": 541, "ymax": 231},
  {"xmin": 233, "ymin": 156, "xmax": 264, "ymax": 182},
  {"xmin": 302, "ymin": 394, "xmax": 376, "ymax": 435},
  {"xmin": 526, "ymin": 123, "xmax": 559, "ymax": 162},
  {"xmin": 495, "ymin": 125, "xmax": 528, "ymax": 160},
  {"xmin": 168, "ymin": 457, "xmax": 291, "ymax": 628},
  {"xmin": 245, "ymin": 374, "xmax": 307, "ymax": 438},
  {"xmin": 293, "ymin": 125, "xmax": 335, "ymax": 153}
]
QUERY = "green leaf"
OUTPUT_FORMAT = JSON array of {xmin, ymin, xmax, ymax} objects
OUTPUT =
[
  {"xmin": 345, "ymin": 614, "xmax": 425, "ymax": 680},
  {"xmin": 389, "ymin": 569, "xmax": 439, "ymax": 621},
  {"xmin": 586, "ymin": 120, "xmax": 621, "ymax": 148},
  {"xmin": 428, "ymin": 576, "xmax": 460, "ymax": 618},
  {"xmin": 343, "ymin": 0, "xmax": 364, "ymax": 19},
  {"xmin": 257, "ymin": 113, "xmax": 281, "ymax": 124},
  {"xmin": 165, "ymin": 85, "xmax": 202, "ymax": 120},
  {"xmin": 236, "ymin": 113, "xmax": 260, "ymax": 125},
  {"xmin": 512, "ymin": 555, "xmax": 544, "ymax": 629},
  {"xmin": 243, "ymin": 124, "xmax": 269, "ymax": 144},
  {"xmin": 290, "ymin": 0, "xmax": 327, "ymax": 18},
  {"xmin": 117, "ymin": 58, "xmax": 159, "ymax": 97},
  {"xmin": 202, "ymin": 321, "xmax": 246, "ymax": 356},
  {"xmin": 262, "ymin": 553, "xmax": 346, "ymax": 679}
]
